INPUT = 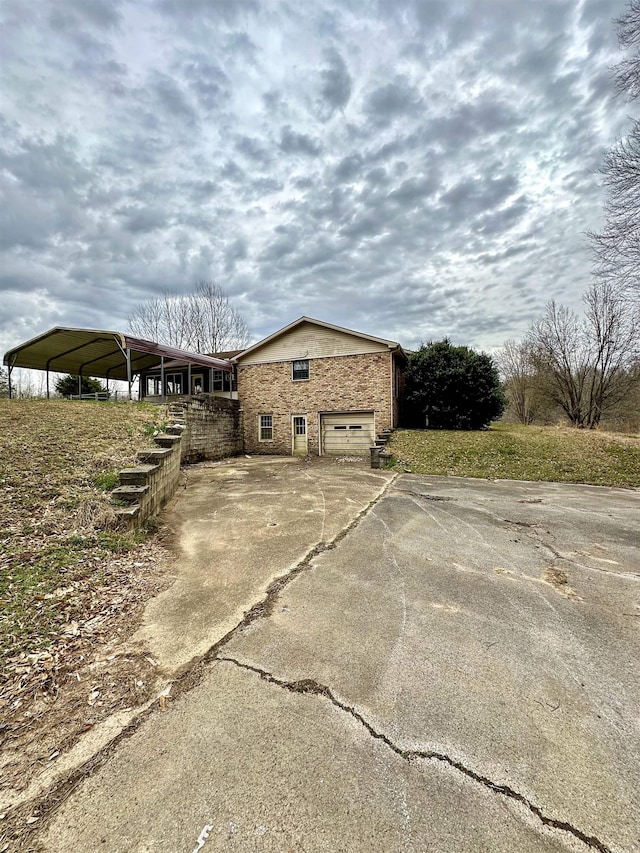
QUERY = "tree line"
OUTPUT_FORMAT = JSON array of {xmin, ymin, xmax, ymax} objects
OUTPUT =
[
  {"xmin": 496, "ymin": 282, "xmax": 639, "ymax": 430},
  {"xmin": 496, "ymin": 2, "xmax": 640, "ymax": 431}
]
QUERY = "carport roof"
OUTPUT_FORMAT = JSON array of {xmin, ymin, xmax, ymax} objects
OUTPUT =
[{"xmin": 3, "ymin": 327, "xmax": 232, "ymax": 381}]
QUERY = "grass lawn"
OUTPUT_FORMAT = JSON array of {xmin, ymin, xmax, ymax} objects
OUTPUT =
[
  {"xmin": 0, "ymin": 399, "xmax": 165, "ymax": 668},
  {"xmin": 389, "ymin": 423, "xmax": 640, "ymax": 488}
]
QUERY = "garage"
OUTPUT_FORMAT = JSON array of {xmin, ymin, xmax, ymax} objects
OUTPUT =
[{"xmin": 321, "ymin": 412, "xmax": 375, "ymax": 455}]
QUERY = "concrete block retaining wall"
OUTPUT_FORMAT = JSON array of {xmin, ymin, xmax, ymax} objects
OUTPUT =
[
  {"xmin": 111, "ymin": 396, "xmax": 243, "ymax": 529},
  {"xmin": 170, "ymin": 396, "xmax": 243, "ymax": 464},
  {"xmin": 112, "ymin": 427, "xmax": 183, "ymax": 529}
]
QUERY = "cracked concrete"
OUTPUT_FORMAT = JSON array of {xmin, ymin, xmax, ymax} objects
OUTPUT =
[
  {"xmin": 32, "ymin": 472, "xmax": 640, "ymax": 852},
  {"xmin": 217, "ymin": 655, "xmax": 611, "ymax": 853},
  {"xmin": 128, "ymin": 456, "xmax": 394, "ymax": 674}
]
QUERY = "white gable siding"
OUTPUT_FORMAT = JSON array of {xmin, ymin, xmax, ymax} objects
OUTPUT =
[{"xmin": 236, "ymin": 321, "xmax": 388, "ymax": 365}]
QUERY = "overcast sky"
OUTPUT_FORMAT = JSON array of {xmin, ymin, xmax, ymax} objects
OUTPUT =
[{"xmin": 0, "ymin": 0, "xmax": 631, "ymax": 359}]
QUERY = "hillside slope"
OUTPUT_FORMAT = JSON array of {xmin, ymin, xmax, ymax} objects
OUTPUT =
[{"xmin": 0, "ymin": 399, "xmax": 174, "ymax": 826}]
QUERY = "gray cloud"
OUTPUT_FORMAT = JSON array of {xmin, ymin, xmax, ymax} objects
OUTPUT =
[
  {"xmin": 0, "ymin": 0, "xmax": 627, "ymax": 358},
  {"xmin": 279, "ymin": 126, "xmax": 322, "ymax": 157},
  {"xmin": 364, "ymin": 78, "xmax": 422, "ymax": 125},
  {"xmin": 319, "ymin": 47, "xmax": 352, "ymax": 118}
]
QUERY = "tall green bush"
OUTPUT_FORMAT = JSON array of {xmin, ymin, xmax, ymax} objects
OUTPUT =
[
  {"xmin": 403, "ymin": 339, "xmax": 505, "ymax": 430},
  {"xmin": 55, "ymin": 374, "xmax": 107, "ymax": 397}
]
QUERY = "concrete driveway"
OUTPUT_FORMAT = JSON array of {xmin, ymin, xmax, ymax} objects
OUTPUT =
[{"xmin": 38, "ymin": 463, "xmax": 639, "ymax": 853}]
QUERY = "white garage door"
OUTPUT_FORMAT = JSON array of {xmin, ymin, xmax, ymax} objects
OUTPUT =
[{"xmin": 321, "ymin": 412, "xmax": 375, "ymax": 455}]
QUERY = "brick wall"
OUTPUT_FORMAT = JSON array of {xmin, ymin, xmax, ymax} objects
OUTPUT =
[
  {"xmin": 238, "ymin": 351, "xmax": 392, "ymax": 455},
  {"xmin": 179, "ymin": 396, "xmax": 243, "ymax": 463}
]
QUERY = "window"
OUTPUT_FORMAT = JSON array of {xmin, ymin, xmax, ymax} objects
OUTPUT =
[
  {"xmin": 292, "ymin": 359, "xmax": 309, "ymax": 381},
  {"xmin": 259, "ymin": 414, "xmax": 273, "ymax": 441},
  {"xmin": 166, "ymin": 373, "xmax": 183, "ymax": 395},
  {"xmin": 145, "ymin": 376, "xmax": 162, "ymax": 396},
  {"xmin": 212, "ymin": 369, "xmax": 232, "ymax": 392}
]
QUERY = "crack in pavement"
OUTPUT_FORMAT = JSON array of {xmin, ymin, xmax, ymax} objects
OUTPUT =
[
  {"xmin": 3, "ymin": 478, "xmax": 396, "ymax": 851},
  {"xmin": 504, "ymin": 523, "xmax": 640, "ymax": 583},
  {"xmin": 218, "ymin": 656, "xmax": 614, "ymax": 853}
]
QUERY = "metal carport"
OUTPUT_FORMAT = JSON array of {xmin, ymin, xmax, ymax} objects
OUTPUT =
[{"xmin": 2, "ymin": 327, "xmax": 232, "ymax": 400}]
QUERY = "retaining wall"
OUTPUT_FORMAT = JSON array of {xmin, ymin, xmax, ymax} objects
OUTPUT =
[
  {"xmin": 111, "ymin": 396, "xmax": 244, "ymax": 529},
  {"xmin": 171, "ymin": 396, "xmax": 243, "ymax": 463}
]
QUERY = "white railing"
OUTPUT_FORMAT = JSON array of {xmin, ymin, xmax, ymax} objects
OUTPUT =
[{"xmin": 69, "ymin": 392, "xmax": 117, "ymax": 401}]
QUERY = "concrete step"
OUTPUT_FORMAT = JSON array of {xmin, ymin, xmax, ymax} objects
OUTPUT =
[
  {"xmin": 111, "ymin": 485, "xmax": 148, "ymax": 503},
  {"xmin": 166, "ymin": 424, "xmax": 185, "ymax": 435},
  {"xmin": 119, "ymin": 464, "xmax": 159, "ymax": 485},
  {"xmin": 137, "ymin": 448, "xmax": 173, "ymax": 464},
  {"xmin": 153, "ymin": 433, "xmax": 182, "ymax": 448},
  {"xmin": 114, "ymin": 505, "xmax": 140, "ymax": 524}
]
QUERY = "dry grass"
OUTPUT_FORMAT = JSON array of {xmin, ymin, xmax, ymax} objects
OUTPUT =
[
  {"xmin": 389, "ymin": 423, "xmax": 640, "ymax": 488},
  {"xmin": 0, "ymin": 399, "xmax": 178, "ymax": 838},
  {"xmin": 0, "ymin": 399, "xmax": 168, "ymax": 667}
]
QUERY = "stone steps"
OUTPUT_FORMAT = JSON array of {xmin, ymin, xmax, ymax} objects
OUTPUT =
[{"xmin": 112, "ymin": 432, "xmax": 182, "ymax": 527}]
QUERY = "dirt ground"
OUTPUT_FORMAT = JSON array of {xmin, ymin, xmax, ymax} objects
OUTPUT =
[{"xmin": 0, "ymin": 532, "xmax": 175, "ymax": 843}]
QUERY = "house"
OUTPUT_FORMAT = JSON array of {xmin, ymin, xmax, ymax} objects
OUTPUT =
[
  {"xmin": 231, "ymin": 317, "xmax": 406, "ymax": 456},
  {"xmin": 5, "ymin": 319, "xmax": 406, "ymax": 457}
]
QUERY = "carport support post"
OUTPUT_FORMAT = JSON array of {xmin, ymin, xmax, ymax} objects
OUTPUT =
[
  {"xmin": 7, "ymin": 363, "xmax": 13, "ymax": 399},
  {"xmin": 46, "ymin": 369, "xmax": 50, "ymax": 399},
  {"xmin": 125, "ymin": 348, "xmax": 132, "ymax": 400},
  {"xmin": 78, "ymin": 372, "xmax": 82, "ymax": 397},
  {"xmin": 188, "ymin": 362, "xmax": 191, "ymax": 398},
  {"xmin": 160, "ymin": 356, "xmax": 165, "ymax": 403}
]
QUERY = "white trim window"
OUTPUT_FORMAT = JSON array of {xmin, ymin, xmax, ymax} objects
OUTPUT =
[
  {"xmin": 259, "ymin": 414, "xmax": 273, "ymax": 441},
  {"xmin": 292, "ymin": 359, "xmax": 309, "ymax": 381},
  {"xmin": 212, "ymin": 369, "xmax": 232, "ymax": 391}
]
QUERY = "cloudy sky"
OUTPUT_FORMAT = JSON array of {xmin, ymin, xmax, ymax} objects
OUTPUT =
[{"xmin": 0, "ymin": 0, "xmax": 631, "ymax": 359}]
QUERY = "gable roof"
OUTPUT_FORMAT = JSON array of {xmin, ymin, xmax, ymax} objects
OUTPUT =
[
  {"xmin": 3, "ymin": 327, "xmax": 232, "ymax": 381},
  {"xmin": 231, "ymin": 316, "xmax": 401, "ymax": 363}
]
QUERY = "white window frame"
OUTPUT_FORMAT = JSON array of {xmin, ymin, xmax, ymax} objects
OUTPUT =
[
  {"xmin": 212, "ymin": 369, "xmax": 232, "ymax": 392},
  {"xmin": 291, "ymin": 359, "xmax": 310, "ymax": 381},
  {"xmin": 259, "ymin": 414, "xmax": 273, "ymax": 441}
]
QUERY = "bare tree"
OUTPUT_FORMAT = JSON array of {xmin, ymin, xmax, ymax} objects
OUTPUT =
[
  {"xmin": 589, "ymin": 1, "xmax": 640, "ymax": 304},
  {"xmin": 528, "ymin": 284, "xmax": 639, "ymax": 428},
  {"xmin": 187, "ymin": 281, "xmax": 251, "ymax": 353},
  {"xmin": 127, "ymin": 281, "xmax": 250, "ymax": 353},
  {"xmin": 494, "ymin": 339, "xmax": 539, "ymax": 424},
  {"xmin": 583, "ymin": 280, "xmax": 639, "ymax": 423}
]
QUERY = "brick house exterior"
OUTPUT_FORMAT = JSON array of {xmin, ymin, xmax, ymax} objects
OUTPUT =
[{"xmin": 232, "ymin": 317, "xmax": 406, "ymax": 456}]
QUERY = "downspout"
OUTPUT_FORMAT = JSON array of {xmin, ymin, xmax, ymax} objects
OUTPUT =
[{"xmin": 389, "ymin": 350, "xmax": 394, "ymax": 429}]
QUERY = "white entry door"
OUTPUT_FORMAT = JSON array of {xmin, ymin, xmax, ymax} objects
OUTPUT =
[{"xmin": 292, "ymin": 416, "xmax": 308, "ymax": 454}]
